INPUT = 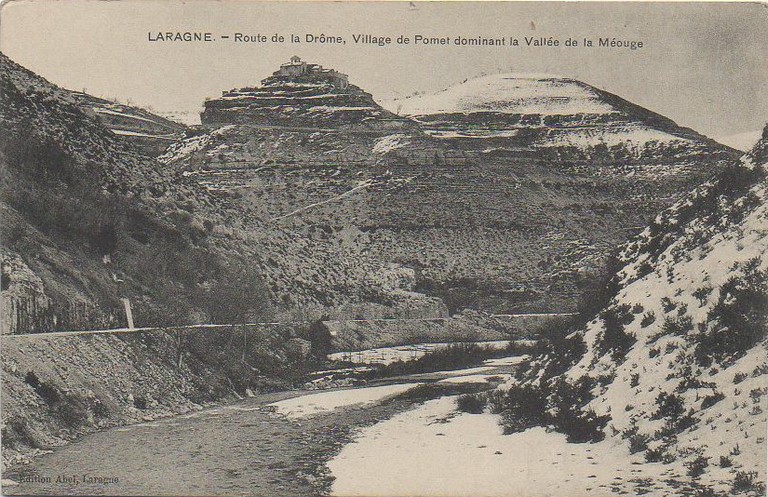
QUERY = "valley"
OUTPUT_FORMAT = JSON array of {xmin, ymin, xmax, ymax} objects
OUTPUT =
[{"xmin": 1, "ymin": 49, "xmax": 765, "ymax": 497}]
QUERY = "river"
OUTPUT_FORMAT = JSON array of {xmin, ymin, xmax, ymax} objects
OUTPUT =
[{"xmin": 3, "ymin": 356, "xmax": 521, "ymax": 496}]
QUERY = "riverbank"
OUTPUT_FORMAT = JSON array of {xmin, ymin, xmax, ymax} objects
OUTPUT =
[
  {"xmin": 0, "ymin": 324, "xmax": 317, "ymax": 470},
  {"xmin": 3, "ymin": 375, "xmax": 494, "ymax": 496}
]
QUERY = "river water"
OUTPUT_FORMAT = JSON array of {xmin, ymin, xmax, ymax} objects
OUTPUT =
[{"xmin": 4, "ymin": 357, "xmax": 518, "ymax": 496}]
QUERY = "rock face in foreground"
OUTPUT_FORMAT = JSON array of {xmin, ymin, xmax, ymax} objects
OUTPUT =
[
  {"xmin": 166, "ymin": 62, "xmax": 739, "ymax": 314},
  {"xmin": 519, "ymin": 126, "xmax": 767, "ymax": 495},
  {"xmin": 0, "ymin": 52, "xmax": 278, "ymax": 333}
]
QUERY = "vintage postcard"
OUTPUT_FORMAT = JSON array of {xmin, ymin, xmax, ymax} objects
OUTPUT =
[{"xmin": 0, "ymin": 1, "xmax": 766, "ymax": 496}]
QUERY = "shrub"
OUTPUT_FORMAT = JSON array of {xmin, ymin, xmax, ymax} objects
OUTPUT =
[
  {"xmin": 696, "ymin": 258, "xmax": 768, "ymax": 365},
  {"xmin": 752, "ymin": 363, "xmax": 768, "ymax": 377},
  {"xmin": 652, "ymin": 392, "xmax": 698, "ymax": 434},
  {"xmin": 547, "ymin": 377, "xmax": 609, "ymax": 443},
  {"xmin": 630, "ymin": 373, "xmax": 640, "ymax": 387},
  {"xmin": 640, "ymin": 311, "xmax": 656, "ymax": 328},
  {"xmin": 732, "ymin": 471, "xmax": 764, "ymax": 494},
  {"xmin": 661, "ymin": 297, "xmax": 677, "ymax": 313},
  {"xmin": 693, "ymin": 286, "xmax": 713, "ymax": 306},
  {"xmin": 749, "ymin": 387, "xmax": 766, "ymax": 404},
  {"xmin": 534, "ymin": 320, "xmax": 587, "ymax": 382},
  {"xmin": 685, "ymin": 455, "xmax": 709, "ymax": 477},
  {"xmin": 645, "ymin": 445, "xmax": 672, "ymax": 463},
  {"xmin": 499, "ymin": 383, "xmax": 549, "ymax": 433},
  {"xmin": 652, "ymin": 392, "xmax": 686, "ymax": 420},
  {"xmin": 719, "ymin": 455, "xmax": 733, "ymax": 468},
  {"xmin": 701, "ymin": 391, "xmax": 725, "ymax": 409},
  {"xmin": 734, "ymin": 372, "xmax": 748, "ymax": 384},
  {"xmin": 661, "ymin": 314, "xmax": 694, "ymax": 337},
  {"xmin": 558, "ymin": 408, "xmax": 610, "ymax": 443},
  {"xmin": 373, "ymin": 342, "xmax": 505, "ymax": 377},
  {"xmin": 457, "ymin": 393, "xmax": 486, "ymax": 414},
  {"xmin": 486, "ymin": 389, "xmax": 508, "ymax": 414},
  {"xmin": 628, "ymin": 432, "xmax": 650, "ymax": 453},
  {"xmin": 599, "ymin": 304, "xmax": 636, "ymax": 360}
]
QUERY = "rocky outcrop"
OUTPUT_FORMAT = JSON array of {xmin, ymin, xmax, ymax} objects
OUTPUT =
[
  {"xmin": 74, "ymin": 93, "xmax": 187, "ymax": 156},
  {"xmin": 201, "ymin": 56, "xmax": 416, "ymax": 133},
  {"xmin": 0, "ymin": 52, "xmax": 278, "ymax": 332}
]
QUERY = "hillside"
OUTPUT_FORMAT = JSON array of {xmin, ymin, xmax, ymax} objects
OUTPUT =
[
  {"xmin": 499, "ymin": 126, "xmax": 767, "ymax": 495},
  {"xmin": 0, "ymin": 52, "xmax": 270, "ymax": 333},
  {"xmin": 73, "ymin": 92, "xmax": 188, "ymax": 156},
  {"xmin": 0, "ymin": 53, "xmax": 445, "ymax": 333},
  {"xmin": 166, "ymin": 64, "xmax": 738, "ymax": 314}
]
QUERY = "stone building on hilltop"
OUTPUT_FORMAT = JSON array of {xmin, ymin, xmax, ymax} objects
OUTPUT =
[{"xmin": 267, "ymin": 56, "xmax": 349, "ymax": 90}]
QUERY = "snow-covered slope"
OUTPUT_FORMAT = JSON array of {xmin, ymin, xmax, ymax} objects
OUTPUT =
[
  {"xmin": 520, "ymin": 126, "xmax": 768, "ymax": 495},
  {"xmin": 390, "ymin": 74, "xmax": 616, "ymax": 116},
  {"xmin": 384, "ymin": 74, "xmax": 731, "ymax": 160}
]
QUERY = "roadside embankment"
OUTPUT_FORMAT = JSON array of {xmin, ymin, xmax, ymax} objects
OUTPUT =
[{"xmin": 1, "ymin": 323, "xmax": 315, "ymax": 469}]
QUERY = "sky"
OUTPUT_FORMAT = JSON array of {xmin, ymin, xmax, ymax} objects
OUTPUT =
[{"xmin": 1, "ymin": 0, "xmax": 766, "ymax": 140}]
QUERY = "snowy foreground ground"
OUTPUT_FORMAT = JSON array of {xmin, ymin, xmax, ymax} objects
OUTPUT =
[
  {"xmin": 327, "ymin": 396, "xmax": 678, "ymax": 497},
  {"xmin": 269, "ymin": 355, "xmax": 738, "ymax": 496}
]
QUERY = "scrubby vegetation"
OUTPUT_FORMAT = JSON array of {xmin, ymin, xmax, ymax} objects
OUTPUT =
[
  {"xmin": 367, "ymin": 342, "xmax": 524, "ymax": 379},
  {"xmin": 598, "ymin": 303, "xmax": 636, "ymax": 360},
  {"xmin": 456, "ymin": 392, "xmax": 487, "ymax": 414},
  {"xmin": 696, "ymin": 258, "xmax": 768, "ymax": 366}
]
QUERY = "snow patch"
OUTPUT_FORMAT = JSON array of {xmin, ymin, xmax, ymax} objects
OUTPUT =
[{"xmin": 268, "ymin": 383, "xmax": 421, "ymax": 418}]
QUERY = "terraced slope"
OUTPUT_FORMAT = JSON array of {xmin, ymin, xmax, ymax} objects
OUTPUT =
[{"xmin": 201, "ymin": 58, "xmax": 416, "ymax": 132}]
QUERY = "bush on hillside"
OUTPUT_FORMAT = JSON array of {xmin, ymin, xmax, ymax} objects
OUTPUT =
[
  {"xmin": 696, "ymin": 258, "xmax": 768, "ymax": 366},
  {"xmin": 598, "ymin": 303, "xmax": 636, "ymax": 360},
  {"xmin": 495, "ymin": 383, "xmax": 548, "ymax": 434}
]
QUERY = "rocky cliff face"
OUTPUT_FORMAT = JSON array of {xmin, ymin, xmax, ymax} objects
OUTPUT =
[
  {"xmin": 517, "ymin": 126, "xmax": 767, "ymax": 495},
  {"xmin": 165, "ymin": 63, "xmax": 738, "ymax": 314},
  {"xmin": 74, "ymin": 93, "xmax": 187, "ymax": 156}
]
